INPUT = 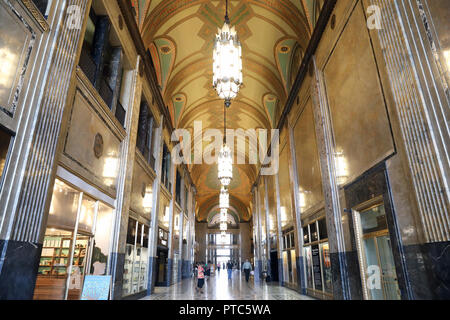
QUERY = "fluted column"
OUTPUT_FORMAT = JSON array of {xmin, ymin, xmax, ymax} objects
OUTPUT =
[{"xmin": 0, "ymin": 0, "xmax": 91, "ymax": 300}]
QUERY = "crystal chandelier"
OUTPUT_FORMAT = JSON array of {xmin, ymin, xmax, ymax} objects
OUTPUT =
[
  {"xmin": 218, "ymin": 140, "xmax": 232, "ymax": 186},
  {"xmin": 219, "ymin": 186, "xmax": 229, "ymax": 209},
  {"xmin": 212, "ymin": 0, "xmax": 243, "ymax": 108},
  {"xmin": 220, "ymin": 208, "xmax": 228, "ymax": 222}
]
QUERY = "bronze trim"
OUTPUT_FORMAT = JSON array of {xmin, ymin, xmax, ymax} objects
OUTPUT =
[{"xmin": 21, "ymin": 0, "xmax": 50, "ymax": 32}]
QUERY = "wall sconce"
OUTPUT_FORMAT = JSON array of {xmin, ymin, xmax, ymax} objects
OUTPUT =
[
  {"xmin": 280, "ymin": 206, "xmax": 287, "ymax": 224},
  {"xmin": 143, "ymin": 187, "xmax": 153, "ymax": 212},
  {"xmin": 164, "ymin": 206, "xmax": 170, "ymax": 227},
  {"xmin": 103, "ymin": 152, "xmax": 119, "ymax": 186},
  {"xmin": 334, "ymin": 151, "xmax": 348, "ymax": 185}
]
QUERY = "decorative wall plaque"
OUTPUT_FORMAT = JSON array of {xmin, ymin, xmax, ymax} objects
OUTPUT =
[
  {"xmin": 141, "ymin": 183, "xmax": 146, "ymax": 198},
  {"xmin": 93, "ymin": 133, "xmax": 104, "ymax": 158}
]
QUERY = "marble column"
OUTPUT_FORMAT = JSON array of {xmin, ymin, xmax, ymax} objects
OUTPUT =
[
  {"xmin": 146, "ymin": 115, "xmax": 164, "ymax": 295},
  {"xmin": 274, "ymin": 173, "xmax": 285, "ymax": 286},
  {"xmin": 369, "ymin": 0, "xmax": 450, "ymax": 299},
  {"xmin": 0, "ymin": 0, "xmax": 90, "ymax": 300},
  {"xmin": 287, "ymin": 125, "xmax": 307, "ymax": 294},
  {"xmin": 110, "ymin": 56, "xmax": 142, "ymax": 300},
  {"xmin": 311, "ymin": 57, "xmax": 351, "ymax": 300}
]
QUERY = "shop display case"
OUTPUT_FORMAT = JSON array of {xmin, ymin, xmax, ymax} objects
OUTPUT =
[{"xmin": 38, "ymin": 235, "xmax": 72, "ymax": 277}]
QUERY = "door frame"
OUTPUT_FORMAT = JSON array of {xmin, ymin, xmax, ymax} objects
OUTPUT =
[{"xmin": 351, "ymin": 196, "xmax": 401, "ymax": 300}]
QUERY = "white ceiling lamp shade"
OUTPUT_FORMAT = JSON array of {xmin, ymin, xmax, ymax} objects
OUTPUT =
[
  {"xmin": 212, "ymin": 0, "xmax": 243, "ymax": 108},
  {"xmin": 218, "ymin": 143, "xmax": 233, "ymax": 186},
  {"xmin": 219, "ymin": 186, "xmax": 229, "ymax": 209}
]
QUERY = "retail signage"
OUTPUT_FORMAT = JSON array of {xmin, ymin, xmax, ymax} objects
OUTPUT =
[
  {"xmin": 81, "ymin": 275, "xmax": 112, "ymax": 300},
  {"xmin": 312, "ymin": 245, "xmax": 323, "ymax": 291}
]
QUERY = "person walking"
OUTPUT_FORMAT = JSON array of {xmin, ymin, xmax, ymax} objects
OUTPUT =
[
  {"xmin": 217, "ymin": 263, "xmax": 221, "ymax": 272},
  {"xmin": 196, "ymin": 262, "xmax": 205, "ymax": 294},
  {"xmin": 242, "ymin": 259, "xmax": 252, "ymax": 283},
  {"xmin": 227, "ymin": 260, "xmax": 233, "ymax": 280}
]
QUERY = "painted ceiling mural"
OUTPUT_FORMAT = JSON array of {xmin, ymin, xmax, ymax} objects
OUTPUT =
[{"xmin": 132, "ymin": 0, "xmax": 323, "ymax": 222}]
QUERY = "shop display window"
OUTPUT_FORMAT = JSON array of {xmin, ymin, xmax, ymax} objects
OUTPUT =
[
  {"xmin": 302, "ymin": 216, "xmax": 333, "ymax": 296},
  {"xmin": 34, "ymin": 178, "xmax": 114, "ymax": 300},
  {"xmin": 122, "ymin": 217, "xmax": 150, "ymax": 297}
]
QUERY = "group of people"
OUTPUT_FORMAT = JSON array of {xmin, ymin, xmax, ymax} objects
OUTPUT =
[{"xmin": 193, "ymin": 259, "xmax": 254, "ymax": 294}]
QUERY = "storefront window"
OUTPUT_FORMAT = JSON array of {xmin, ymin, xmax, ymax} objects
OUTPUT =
[
  {"xmin": 123, "ymin": 217, "xmax": 150, "ymax": 297},
  {"xmin": 320, "ymin": 242, "xmax": 332, "ymax": 294},
  {"xmin": 302, "ymin": 216, "xmax": 333, "ymax": 296},
  {"xmin": 34, "ymin": 178, "xmax": 115, "ymax": 300},
  {"xmin": 90, "ymin": 203, "xmax": 114, "ymax": 275},
  {"xmin": 303, "ymin": 246, "xmax": 313, "ymax": 289}
]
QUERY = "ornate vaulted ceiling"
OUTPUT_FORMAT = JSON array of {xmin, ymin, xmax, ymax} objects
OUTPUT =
[{"xmin": 130, "ymin": 0, "xmax": 323, "ymax": 222}]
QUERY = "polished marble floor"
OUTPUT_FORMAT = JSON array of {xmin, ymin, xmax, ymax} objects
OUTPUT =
[{"xmin": 142, "ymin": 269, "xmax": 315, "ymax": 300}]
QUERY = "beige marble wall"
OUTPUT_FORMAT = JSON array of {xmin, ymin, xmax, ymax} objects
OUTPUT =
[
  {"xmin": 130, "ymin": 153, "xmax": 155, "ymax": 219},
  {"xmin": 292, "ymin": 98, "xmax": 324, "ymax": 214}
]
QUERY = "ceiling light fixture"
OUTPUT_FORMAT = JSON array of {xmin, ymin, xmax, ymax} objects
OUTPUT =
[
  {"xmin": 212, "ymin": 0, "xmax": 243, "ymax": 108},
  {"xmin": 219, "ymin": 186, "xmax": 229, "ymax": 209}
]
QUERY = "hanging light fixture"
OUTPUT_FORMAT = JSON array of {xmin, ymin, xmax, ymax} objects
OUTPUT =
[
  {"xmin": 220, "ymin": 208, "xmax": 228, "ymax": 222},
  {"xmin": 217, "ymin": 103, "xmax": 233, "ymax": 186},
  {"xmin": 219, "ymin": 186, "xmax": 229, "ymax": 209},
  {"xmin": 220, "ymin": 222, "xmax": 228, "ymax": 231},
  {"xmin": 212, "ymin": 0, "xmax": 243, "ymax": 108}
]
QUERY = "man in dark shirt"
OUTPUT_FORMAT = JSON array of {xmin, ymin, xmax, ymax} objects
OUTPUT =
[{"xmin": 226, "ymin": 261, "xmax": 233, "ymax": 280}]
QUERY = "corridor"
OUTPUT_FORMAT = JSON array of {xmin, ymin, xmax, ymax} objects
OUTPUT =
[{"xmin": 142, "ymin": 270, "xmax": 314, "ymax": 301}]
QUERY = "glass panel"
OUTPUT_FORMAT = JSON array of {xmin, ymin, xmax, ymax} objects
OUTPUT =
[
  {"xmin": 310, "ymin": 222, "xmax": 318, "ymax": 242},
  {"xmin": 376, "ymin": 236, "xmax": 401, "ymax": 300},
  {"xmin": 47, "ymin": 179, "xmax": 80, "ymax": 230},
  {"xmin": 122, "ymin": 243, "xmax": 134, "ymax": 296},
  {"xmin": 77, "ymin": 196, "xmax": 96, "ymax": 234},
  {"xmin": 360, "ymin": 205, "xmax": 387, "ymax": 235},
  {"xmin": 320, "ymin": 242, "xmax": 332, "ymax": 294},
  {"xmin": 303, "ymin": 246, "xmax": 313, "ymax": 289},
  {"xmin": 67, "ymin": 234, "xmax": 90, "ymax": 300},
  {"xmin": 90, "ymin": 203, "xmax": 113, "ymax": 276},
  {"xmin": 282, "ymin": 251, "xmax": 289, "ymax": 285},
  {"xmin": 290, "ymin": 249, "xmax": 297, "ymax": 285},
  {"xmin": 34, "ymin": 229, "xmax": 72, "ymax": 300},
  {"xmin": 303, "ymin": 226, "xmax": 310, "ymax": 244},
  {"xmin": 0, "ymin": 128, "xmax": 10, "ymax": 184},
  {"xmin": 318, "ymin": 218, "xmax": 328, "ymax": 240},
  {"xmin": 363, "ymin": 238, "xmax": 384, "ymax": 300}
]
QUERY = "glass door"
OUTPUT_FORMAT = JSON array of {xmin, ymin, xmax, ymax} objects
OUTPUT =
[{"xmin": 353, "ymin": 201, "xmax": 401, "ymax": 300}]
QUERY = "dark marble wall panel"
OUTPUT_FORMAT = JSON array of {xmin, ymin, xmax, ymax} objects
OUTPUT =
[
  {"xmin": 111, "ymin": 252, "xmax": 125, "ymax": 300},
  {"xmin": 0, "ymin": 240, "xmax": 42, "ymax": 300}
]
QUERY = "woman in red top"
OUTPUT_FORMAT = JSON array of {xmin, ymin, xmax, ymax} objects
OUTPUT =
[{"xmin": 196, "ymin": 262, "xmax": 205, "ymax": 294}]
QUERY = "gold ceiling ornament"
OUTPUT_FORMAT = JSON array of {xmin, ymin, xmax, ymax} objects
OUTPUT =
[{"xmin": 212, "ymin": 0, "xmax": 243, "ymax": 108}]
